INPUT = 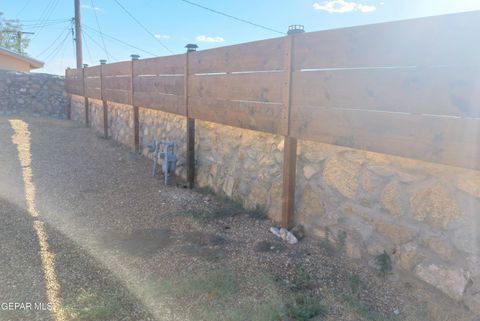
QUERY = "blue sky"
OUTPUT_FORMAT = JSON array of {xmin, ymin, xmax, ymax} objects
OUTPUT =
[{"xmin": 2, "ymin": 0, "xmax": 480, "ymax": 74}]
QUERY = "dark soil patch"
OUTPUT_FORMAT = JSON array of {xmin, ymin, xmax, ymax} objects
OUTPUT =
[
  {"xmin": 181, "ymin": 231, "xmax": 227, "ymax": 261},
  {"xmin": 119, "ymin": 228, "xmax": 173, "ymax": 257}
]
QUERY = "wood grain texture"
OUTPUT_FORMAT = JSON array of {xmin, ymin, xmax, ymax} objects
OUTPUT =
[
  {"xmin": 133, "ymin": 54, "xmax": 185, "ymax": 76},
  {"xmin": 84, "ymin": 66, "xmax": 101, "ymax": 99},
  {"xmin": 99, "ymin": 61, "xmax": 133, "ymax": 104},
  {"xmin": 188, "ymin": 97, "xmax": 285, "ymax": 134},
  {"xmin": 292, "ymin": 66, "xmax": 480, "ymax": 118},
  {"xmin": 189, "ymin": 37, "xmax": 286, "ymax": 74},
  {"xmin": 290, "ymin": 106, "xmax": 480, "ymax": 170},
  {"xmin": 187, "ymin": 118, "xmax": 195, "ymax": 188},
  {"xmin": 189, "ymin": 72, "xmax": 283, "ymax": 103},
  {"xmin": 133, "ymin": 92, "xmax": 186, "ymax": 115},
  {"xmin": 281, "ymin": 136, "xmax": 297, "ymax": 228},
  {"xmin": 64, "ymin": 11, "xmax": 480, "ymax": 172},
  {"xmin": 102, "ymin": 100, "xmax": 108, "ymax": 138},
  {"xmin": 102, "ymin": 88, "xmax": 132, "ymax": 105},
  {"xmin": 134, "ymin": 76, "xmax": 184, "ymax": 96},
  {"xmin": 293, "ymin": 11, "xmax": 480, "ymax": 70},
  {"xmin": 65, "ymin": 68, "xmax": 84, "ymax": 96},
  {"xmin": 133, "ymin": 105, "xmax": 139, "ymax": 152},
  {"xmin": 102, "ymin": 61, "xmax": 132, "ymax": 76}
]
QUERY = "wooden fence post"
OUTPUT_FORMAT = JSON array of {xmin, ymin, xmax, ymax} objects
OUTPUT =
[
  {"xmin": 82, "ymin": 65, "xmax": 89, "ymax": 127},
  {"xmin": 185, "ymin": 44, "xmax": 197, "ymax": 189},
  {"xmin": 131, "ymin": 55, "xmax": 140, "ymax": 153},
  {"xmin": 100, "ymin": 60, "xmax": 108, "ymax": 139},
  {"xmin": 281, "ymin": 26, "xmax": 303, "ymax": 228}
]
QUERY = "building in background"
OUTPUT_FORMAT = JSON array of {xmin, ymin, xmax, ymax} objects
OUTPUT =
[{"xmin": 0, "ymin": 46, "xmax": 43, "ymax": 72}]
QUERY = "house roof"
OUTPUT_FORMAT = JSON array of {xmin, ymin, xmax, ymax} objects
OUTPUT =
[{"xmin": 0, "ymin": 46, "xmax": 44, "ymax": 69}]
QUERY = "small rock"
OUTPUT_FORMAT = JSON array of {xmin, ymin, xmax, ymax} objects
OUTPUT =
[
  {"xmin": 280, "ymin": 228, "xmax": 298, "ymax": 245},
  {"xmin": 291, "ymin": 225, "xmax": 305, "ymax": 240}
]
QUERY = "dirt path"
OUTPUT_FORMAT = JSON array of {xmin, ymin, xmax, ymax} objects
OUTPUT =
[{"xmin": 0, "ymin": 116, "xmax": 475, "ymax": 321}]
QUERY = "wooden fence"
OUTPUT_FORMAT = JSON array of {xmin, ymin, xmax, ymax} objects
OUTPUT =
[{"xmin": 65, "ymin": 11, "xmax": 480, "ymax": 227}]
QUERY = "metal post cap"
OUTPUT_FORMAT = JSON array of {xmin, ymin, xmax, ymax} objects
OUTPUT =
[
  {"xmin": 287, "ymin": 25, "xmax": 305, "ymax": 35},
  {"xmin": 185, "ymin": 44, "xmax": 198, "ymax": 52}
]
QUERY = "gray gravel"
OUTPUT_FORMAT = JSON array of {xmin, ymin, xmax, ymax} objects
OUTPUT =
[{"xmin": 0, "ymin": 115, "xmax": 475, "ymax": 321}]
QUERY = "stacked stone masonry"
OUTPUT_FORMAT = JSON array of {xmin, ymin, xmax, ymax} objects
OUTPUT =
[
  {"xmin": 70, "ymin": 95, "xmax": 480, "ymax": 313},
  {"xmin": 0, "ymin": 70, "xmax": 69, "ymax": 118}
]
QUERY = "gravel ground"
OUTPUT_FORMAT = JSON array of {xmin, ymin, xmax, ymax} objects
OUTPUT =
[{"xmin": 0, "ymin": 115, "xmax": 475, "ymax": 321}]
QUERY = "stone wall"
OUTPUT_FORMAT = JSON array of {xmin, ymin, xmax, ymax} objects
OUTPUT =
[
  {"xmin": 70, "ymin": 95, "xmax": 85, "ymax": 124},
  {"xmin": 89, "ymin": 98, "xmax": 104, "ymax": 135},
  {"xmin": 139, "ymin": 108, "xmax": 187, "ymax": 179},
  {"xmin": 195, "ymin": 120, "xmax": 284, "ymax": 221},
  {"xmin": 69, "ymin": 95, "xmax": 480, "ymax": 312},
  {"xmin": 71, "ymin": 96, "xmax": 134, "ymax": 147},
  {"xmin": 0, "ymin": 70, "xmax": 69, "ymax": 118},
  {"xmin": 295, "ymin": 141, "xmax": 480, "ymax": 311}
]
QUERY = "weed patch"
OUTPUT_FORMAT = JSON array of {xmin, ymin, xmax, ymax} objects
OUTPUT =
[
  {"xmin": 375, "ymin": 251, "xmax": 393, "ymax": 277},
  {"xmin": 155, "ymin": 268, "xmax": 238, "ymax": 302},
  {"xmin": 343, "ymin": 294, "xmax": 395, "ymax": 321},
  {"xmin": 319, "ymin": 227, "xmax": 348, "ymax": 257},
  {"xmin": 285, "ymin": 294, "xmax": 328, "ymax": 321},
  {"xmin": 63, "ymin": 289, "xmax": 121, "ymax": 320},
  {"xmin": 287, "ymin": 265, "xmax": 314, "ymax": 291},
  {"xmin": 349, "ymin": 274, "xmax": 361, "ymax": 296}
]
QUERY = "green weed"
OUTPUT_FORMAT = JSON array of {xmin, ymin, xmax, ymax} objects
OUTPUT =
[
  {"xmin": 374, "ymin": 251, "xmax": 393, "ymax": 277},
  {"xmin": 63, "ymin": 289, "xmax": 121, "ymax": 320}
]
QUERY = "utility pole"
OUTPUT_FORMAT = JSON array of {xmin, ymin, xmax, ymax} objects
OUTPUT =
[
  {"xmin": 16, "ymin": 31, "xmax": 34, "ymax": 53},
  {"xmin": 74, "ymin": 0, "xmax": 83, "ymax": 68}
]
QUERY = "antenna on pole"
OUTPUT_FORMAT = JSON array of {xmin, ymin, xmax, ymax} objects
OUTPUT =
[{"xmin": 74, "ymin": 0, "xmax": 83, "ymax": 68}]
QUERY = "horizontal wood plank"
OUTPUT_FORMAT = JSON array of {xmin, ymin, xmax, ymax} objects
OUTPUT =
[
  {"xmin": 292, "ymin": 66, "xmax": 480, "ymax": 118},
  {"xmin": 189, "ymin": 97, "xmax": 286, "ymax": 134},
  {"xmin": 189, "ymin": 72, "xmax": 284, "ymax": 103},
  {"xmin": 134, "ymin": 75, "xmax": 184, "ymax": 96},
  {"xmin": 290, "ymin": 105, "xmax": 480, "ymax": 170},
  {"xmin": 133, "ymin": 54, "xmax": 185, "ymax": 76},
  {"xmin": 102, "ymin": 89, "xmax": 132, "ymax": 105},
  {"xmin": 65, "ymin": 68, "xmax": 84, "ymax": 96},
  {"xmin": 189, "ymin": 37, "xmax": 286, "ymax": 74},
  {"xmin": 102, "ymin": 61, "xmax": 131, "ymax": 76},
  {"xmin": 84, "ymin": 66, "xmax": 101, "ymax": 99},
  {"xmin": 293, "ymin": 11, "xmax": 480, "ymax": 70},
  {"xmin": 102, "ymin": 76, "xmax": 131, "ymax": 91},
  {"xmin": 134, "ymin": 92, "xmax": 186, "ymax": 115}
]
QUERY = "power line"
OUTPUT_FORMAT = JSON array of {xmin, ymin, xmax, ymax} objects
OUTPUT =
[
  {"xmin": 82, "ymin": 31, "xmax": 94, "ymax": 64},
  {"xmin": 83, "ymin": 24, "xmax": 159, "ymax": 57},
  {"xmin": 20, "ymin": 20, "xmax": 70, "ymax": 29},
  {"xmin": 83, "ymin": 29, "xmax": 118, "ymax": 62},
  {"xmin": 37, "ymin": 27, "xmax": 70, "ymax": 57},
  {"xmin": 90, "ymin": 0, "xmax": 112, "ymax": 60},
  {"xmin": 177, "ymin": 0, "xmax": 285, "ymax": 35},
  {"xmin": 14, "ymin": 0, "xmax": 33, "ymax": 19},
  {"xmin": 30, "ymin": 0, "xmax": 61, "ymax": 42},
  {"xmin": 18, "ymin": 18, "xmax": 68, "ymax": 22},
  {"xmin": 112, "ymin": 0, "xmax": 174, "ymax": 54},
  {"xmin": 43, "ymin": 28, "xmax": 70, "ymax": 62}
]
